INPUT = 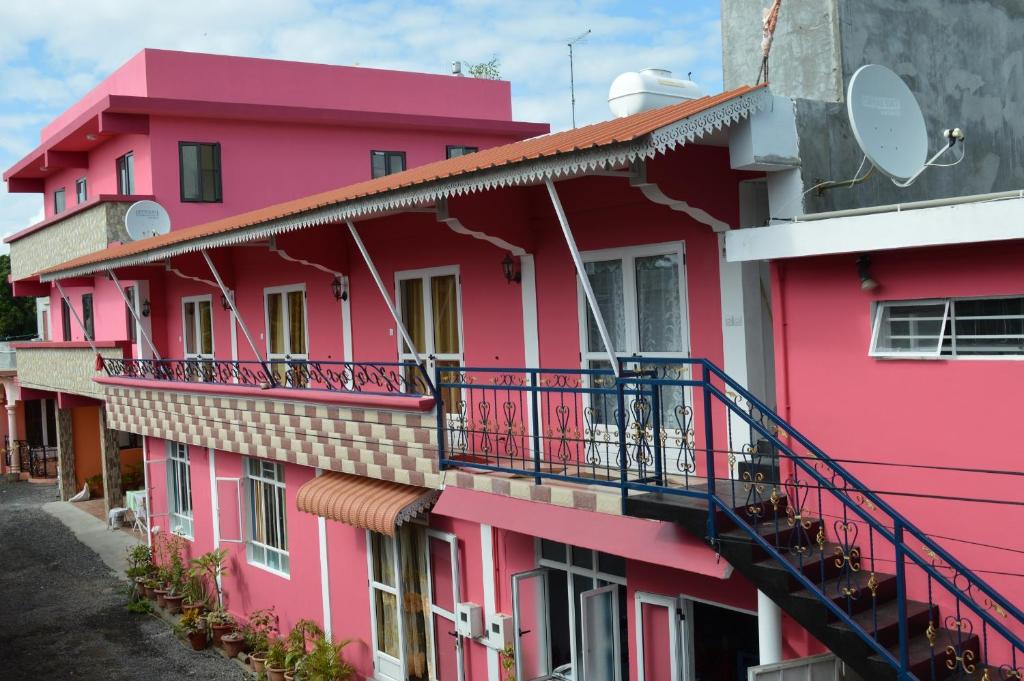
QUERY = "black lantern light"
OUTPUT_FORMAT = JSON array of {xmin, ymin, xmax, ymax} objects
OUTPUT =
[
  {"xmin": 331, "ymin": 276, "xmax": 347, "ymax": 301},
  {"xmin": 501, "ymin": 253, "xmax": 521, "ymax": 284},
  {"xmin": 141, "ymin": 299, "xmax": 151, "ymax": 317}
]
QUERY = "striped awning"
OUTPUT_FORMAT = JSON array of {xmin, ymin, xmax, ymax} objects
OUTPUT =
[{"xmin": 295, "ymin": 472, "xmax": 440, "ymax": 536}]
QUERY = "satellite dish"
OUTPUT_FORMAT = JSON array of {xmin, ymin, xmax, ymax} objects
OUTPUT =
[
  {"xmin": 847, "ymin": 64, "xmax": 928, "ymax": 181},
  {"xmin": 124, "ymin": 200, "xmax": 171, "ymax": 240}
]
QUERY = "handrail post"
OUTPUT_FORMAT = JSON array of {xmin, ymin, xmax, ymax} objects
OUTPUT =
[
  {"xmin": 529, "ymin": 371, "xmax": 542, "ymax": 485},
  {"xmin": 650, "ymin": 379, "xmax": 663, "ymax": 486},
  {"xmin": 434, "ymin": 364, "xmax": 447, "ymax": 470},
  {"xmin": 616, "ymin": 370, "xmax": 629, "ymax": 513},
  {"xmin": 702, "ymin": 363, "xmax": 717, "ymax": 543},
  {"xmin": 894, "ymin": 519, "xmax": 910, "ymax": 677}
]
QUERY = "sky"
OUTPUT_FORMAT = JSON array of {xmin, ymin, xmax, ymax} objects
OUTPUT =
[{"xmin": 0, "ymin": 0, "xmax": 724, "ymax": 251}]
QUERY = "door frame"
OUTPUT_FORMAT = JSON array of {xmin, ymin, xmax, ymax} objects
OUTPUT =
[
  {"xmin": 580, "ymin": 583, "xmax": 622, "ymax": 681},
  {"xmin": 262, "ymin": 283, "xmax": 310, "ymax": 360},
  {"xmin": 426, "ymin": 529, "xmax": 465, "ymax": 681},
  {"xmin": 182, "ymin": 294, "xmax": 215, "ymax": 360},
  {"xmin": 634, "ymin": 592, "xmax": 692, "ymax": 681},
  {"xmin": 367, "ymin": 530, "xmax": 406, "ymax": 681},
  {"xmin": 393, "ymin": 265, "xmax": 465, "ymax": 375},
  {"xmin": 512, "ymin": 567, "xmax": 552, "ymax": 681}
]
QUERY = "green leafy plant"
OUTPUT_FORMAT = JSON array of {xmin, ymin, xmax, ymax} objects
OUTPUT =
[
  {"xmin": 126, "ymin": 544, "xmax": 153, "ymax": 581},
  {"xmin": 242, "ymin": 607, "xmax": 279, "ymax": 654},
  {"xmin": 86, "ymin": 473, "xmax": 104, "ymax": 497},
  {"xmin": 190, "ymin": 548, "xmax": 229, "ymax": 605},
  {"xmin": 127, "ymin": 597, "xmax": 153, "ymax": 614},
  {"xmin": 206, "ymin": 605, "xmax": 235, "ymax": 628},
  {"xmin": 285, "ymin": 619, "xmax": 324, "ymax": 671},
  {"xmin": 468, "ymin": 56, "xmax": 501, "ymax": 80},
  {"xmin": 173, "ymin": 609, "xmax": 207, "ymax": 637},
  {"xmin": 297, "ymin": 635, "xmax": 354, "ymax": 681},
  {"xmin": 265, "ymin": 638, "xmax": 288, "ymax": 670},
  {"xmin": 500, "ymin": 644, "xmax": 516, "ymax": 681},
  {"xmin": 181, "ymin": 573, "xmax": 210, "ymax": 607}
]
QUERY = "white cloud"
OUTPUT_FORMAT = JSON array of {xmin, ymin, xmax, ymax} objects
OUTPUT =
[{"xmin": 0, "ymin": 0, "xmax": 723, "ymax": 244}]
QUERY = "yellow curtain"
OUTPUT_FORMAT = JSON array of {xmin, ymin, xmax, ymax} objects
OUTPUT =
[
  {"xmin": 400, "ymin": 525, "xmax": 431, "ymax": 681},
  {"xmin": 431, "ymin": 275, "xmax": 459, "ymax": 354},
  {"xmin": 184, "ymin": 302, "xmax": 197, "ymax": 354},
  {"xmin": 198, "ymin": 301, "xmax": 213, "ymax": 354},
  {"xmin": 267, "ymin": 293, "xmax": 284, "ymax": 355},
  {"xmin": 400, "ymin": 279, "xmax": 426, "ymax": 354},
  {"xmin": 287, "ymin": 291, "xmax": 306, "ymax": 354}
]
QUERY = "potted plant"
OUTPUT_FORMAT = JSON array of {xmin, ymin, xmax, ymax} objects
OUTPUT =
[
  {"xmin": 296, "ymin": 635, "xmax": 354, "ymax": 681},
  {"xmin": 207, "ymin": 607, "xmax": 236, "ymax": 647},
  {"xmin": 163, "ymin": 582, "xmax": 185, "ymax": 614},
  {"xmin": 265, "ymin": 638, "xmax": 289, "ymax": 681},
  {"xmin": 142, "ymin": 576, "xmax": 161, "ymax": 600},
  {"xmin": 244, "ymin": 608, "xmax": 279, "ymax": 671},
  {"xmin": 284, "ymin": 619, "xmax": 323, "ymax": 676},
  {"xmin": 181, "ymin": 574, "xmax": 208, "ymax": 617},
  {"xmin": 222, "ymin": 630, "xmax": 246, "ymax": 659},
  {"xmin": 174, "ymin": 610, "xmax": 209, "ymax": 651},
  {"xmin": 190, "ymin": 548, "xmax": 229, "ymax": 608},
  {"xmin": 125, "ymin": 545, "xmax": 153, "ymax": 596}
]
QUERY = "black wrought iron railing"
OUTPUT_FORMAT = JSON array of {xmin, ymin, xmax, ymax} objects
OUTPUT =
[
  {"xmin": 8, "ymin": 439, "xmax": 58, "ymax": 479},
  {"xmin": 100, "ymin": 357, "xmax": 434, "ymax": 397},
  {"xmin": 436, "ymin": 358, "xmax": 1024, "ymax": 680}
]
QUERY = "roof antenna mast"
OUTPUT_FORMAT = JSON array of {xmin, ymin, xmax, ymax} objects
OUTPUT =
[{"xmin": 568, "ymin": 29, "xmax": 591, "ymax": 128}]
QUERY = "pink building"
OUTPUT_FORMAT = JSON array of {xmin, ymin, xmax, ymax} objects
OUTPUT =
[
  {"xmin": 9, "ymin": 50, "xmax": 1023, "ymax": 681},
  {"xmin": 2, "ymin": 48, "xmax": 545, "ymax": 509}
]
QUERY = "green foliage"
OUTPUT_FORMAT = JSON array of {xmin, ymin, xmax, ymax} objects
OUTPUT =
[
  {"xmin": 205, "ymin": 605, "xmax": 234, "ymax": 628},
  {"xmin": 125, "ymin": 544, "xmax": 154, "ymax": 581},
  {"xmin": 173, "ymin": 609, "xmax": 207, "ymax": 636},
  {"xmin": 265, "ymin": 638, "xmax": 288, "ymax": 670},
  {"xmin": 500, "ymin": 644, "xmax": 516, "ymax": 681},
  {"xmin": 242, "ymin": 607, "xmax": 279, "ymax": 654},
  {"xmin": 285, "ymin": 619, "xmax": 324, "ymax": 671},
  {"xmin": 190, "ymin": 548, "xmax": 229, "ymax": 605},
  {"xmin": 127, "ymin": 597, "xmax": 154, "ymax": 614},
  {"xmin": 297, "ymin": 636, "xmax": 354, "ymax": 681},
  {"xmin": 0, "ymin": 254, "xmax": 36, "ymax": 339},
  {"xmin": 468, "ymin": 56, "xmax": 501, "ymax": 80}
]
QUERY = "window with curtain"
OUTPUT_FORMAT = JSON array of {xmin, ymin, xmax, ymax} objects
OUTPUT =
[
  {"xmin": 246, "ymin": 458, "xmax": 289, "ymax": 574},
  {"xmin": 183, "ymin": 297, "xmax": 214, "ymax": 381},
  {"xmin": 397, "ymin": 270, "xmax": 461, "ymax": 398},
  {"xmin": 265, "ymin": 286, "xmax": 308, "ymax": 386},
  {"xmin": 167, "ymin": 442, "xmax": 193, "ymax": 538}
]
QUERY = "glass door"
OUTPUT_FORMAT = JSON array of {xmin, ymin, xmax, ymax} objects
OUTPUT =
[
  {"xmin": 183, "ymin": 296, "xmax": 214, "ymax": 381},
  {"xmin": 512, "ymin": 568, "xmax": 552, "ymax": 681},
  {"xmin": 634, "ymin": 593, "xmax": 690, "ymax": 681},
  {"xmin": 396, "ymin": 267, "xmax": 463, "ymax": 398},
  {"xmin": 581, "ymin": 585, "xmax": 622, "ymax": 681},
  {"xmin": 427, "ymin": 530, "xmax": 464, "ymax": 681},
  {"xmin": 264, "ymin": 286, "xmax": 308, "ymax": 386},
  {"xmin": 369, "ymin": 532, "xmax": 405, "ymax": 681}
]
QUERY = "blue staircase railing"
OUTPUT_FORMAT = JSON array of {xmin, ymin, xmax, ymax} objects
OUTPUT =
[{"xmin": 436, "ymin": 358, "xmax": 1024, "ymax": 679}]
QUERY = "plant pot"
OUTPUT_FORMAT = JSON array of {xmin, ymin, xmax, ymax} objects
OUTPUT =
[
  {"xmin": 163, "ymin": 594, "xmax": 184, "ymax": 614},
  {"xmin": 182, "ymin": 602, "xmax": 205, "ymax": 618},
  {"xmin": 143, "ymin": 585, "xmax": 157, "ymax": 599},
  {"xmin": 222, "ymin": 633, "xmax": 246, "ymax": 659},
  {"xmin": 187, "ymin": 629, "xmax": 209, "ymax": 651},
  {"xmin": 210, "ymin": 623, "xmax": 234, "ymax": 647},
  {"xmin": 267, "ymin": 667, "xmax": 287, "ymax": 681},
  {"xmin": 154, "ymin": 589, "xmax": 169, "ymax": 608},
  {"xmin": 249, "ymin": 654, "xmax": 267, "ymax": 672},
  {"xmin": 283, "ymin": 672, "xmax": 295, "ymax": 681}
]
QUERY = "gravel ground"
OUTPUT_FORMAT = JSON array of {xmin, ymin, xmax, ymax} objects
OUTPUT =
[{"xmin": 0, "ymin": 479, "xmax": 245, "ymax": 680}]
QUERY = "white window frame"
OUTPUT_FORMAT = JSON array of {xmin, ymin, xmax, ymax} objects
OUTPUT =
[
  {"xmin": 166, "ymin": 441, "xmax": 194, "ymax": 539},
  {"xmin": 534, "ymin": 540, "xmax": 627, "ymax": 681},
  {"xmin": 182, "ymin": 294, "xmax": 215, "ymax": 359},
  {"xmin": 394, "ymin": 265, "xmax": 465, "ymax": 378},
  {"xmin": 264, "ymin": 282, "xmax": 308, "ymax": 356},
  {"xmin": 244, "ymin": 458, "xmax": 289, "ymax": 577},
  {"xmin": 869, "ymin": 298, "xmax": 950, "ymax": 359}
]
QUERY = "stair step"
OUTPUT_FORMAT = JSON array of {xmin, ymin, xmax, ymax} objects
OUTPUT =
[
  {"xmin": 718, "ymin": 516, "xmax": 823, "ymax": 564},
  {"xmin": 792, "ymin": 570, "xmax": 898, "ymax": 617},
  {"xmin": 871, "ymin": 627, "xmax": 980, "ymax": 680},
  {"xmin": 750, "ymin": 542, "xmax": 847, "ymax": 590},
  {"xmin": 829, "ymin": 599, "xmax": 936, "ymax": 648},
  {"xmin": 626, "ymin": 487, "xmax": 789, "ymax": 534}
]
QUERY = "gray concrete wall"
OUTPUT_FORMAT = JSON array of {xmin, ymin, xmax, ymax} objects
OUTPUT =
[{"xmin": 723, "ymin": 0, "xmax": 1024, "ymax": 213}]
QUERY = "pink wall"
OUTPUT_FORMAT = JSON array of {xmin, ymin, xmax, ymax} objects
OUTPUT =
[{"xmin": 772, "ymin": 241, "xmax": 1024, "ymax": 619}]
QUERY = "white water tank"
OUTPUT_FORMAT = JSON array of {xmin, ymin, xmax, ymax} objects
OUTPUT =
[{"xmin": 608, "ymin": 68, "xmax": 703, "ymax": 117}]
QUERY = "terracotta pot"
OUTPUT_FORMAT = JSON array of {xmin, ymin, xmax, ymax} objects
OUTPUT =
[
  {"xmin": 154, "ymin": 589, "xmax": 169, "ymax": 608},
  {"xmin": 249, "ymin": 654, "xmax": 267, "ymax": 672},
  {"xmin": 210, "ymin": 623, "xmax": 234, "ymax": 647},
  {"xmin": 182, "ymin": 602, "xmax": 204, "ymax": 618},
  {"xmin": 143, "ymin": 585, "xmax": 157, "ymax": 599},
  {"xmin": 283, "ymin": 672, "xmax": 295, "ymax": 681},
  {"xmin": 222, "ymin": 633, "xmax": 246, "ymax": 659},
  {"xmin": 187, "ymin": 629, "xmax": 209, "ymax": 651},
  {"xmin": 163, "ymin": 595, "xmax": 184, "ymax": 614},
  {"xmin": 267, "ymin": 668, "xmax": 287, "ymax": 681}
]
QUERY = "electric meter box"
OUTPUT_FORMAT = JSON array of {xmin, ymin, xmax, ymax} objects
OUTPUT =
[
  {"xmin": 455, "ymin": 602, "xmax": 484, "ymax": 638},
  {"xmin": 487, "ymin": 613, "xmax": 514, "ymax": 648}
]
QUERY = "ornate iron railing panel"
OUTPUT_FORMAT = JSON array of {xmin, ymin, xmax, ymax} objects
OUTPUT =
[
  {"xmin": 436, "ymin": 357, "xmax": 1024, "ymax": 680},
  {"xmin": 100, "ymin": 357, "xmax": 433, "ymax": 397}
]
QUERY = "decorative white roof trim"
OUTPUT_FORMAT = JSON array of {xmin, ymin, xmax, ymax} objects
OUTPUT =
[{"xmin": 42, "ymin": 88, "xmax": 771, "ymax": 281}]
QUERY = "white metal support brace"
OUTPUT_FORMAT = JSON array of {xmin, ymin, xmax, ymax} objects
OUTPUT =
[
  {"xmin": 106, "ymin": 269, "xmax": 162, "ymax": 360},
  {"xmin": 629, "ymin": 160, "xmax": 731, "ymax": 232},
  {"xmin": 345, "ymin": 220, "xmax": 424, "ymax": 366},
  {"xmin": 200, "ymin": 251, "xmax": 267, "ymax": 367},
  {"xmin": 544, "ymin": 178, "xmax": 620, "ymax": 376},
  {"xmin": 54, "ymin": 280, "xmax": 98, "ymax": 354}
]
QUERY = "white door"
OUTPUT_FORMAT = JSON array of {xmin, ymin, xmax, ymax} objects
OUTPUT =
[
  {"xmin": 427, "ymin": 530, "xmax": 464, "ymax": 681},
  {"xmin": 395, "ymin": 266, "xmax": 463, "ymax": 395},
  {"xmin": 580, "ymin": 585, "xmax": 622, "ymax": 681},
  {"xmin": 264, "ymin": 285, "xmax": 308, "ymax": 386},
  {"xmin": 634, "ymin": 593, "xmax": 692, "ymax": 681},
  {"xmin": 182, "ymin": 295, "xmax": 214, "ymax": 380},
  {"xmin": 368, "ymin": 532, "xmax": 406, "ymax": 681},
  {"xmin": 512, "ymin": 568, "xmax": 552, "ymax": 681}
]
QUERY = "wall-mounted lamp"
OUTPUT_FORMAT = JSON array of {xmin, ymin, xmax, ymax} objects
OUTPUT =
[
  {"xmin": 141, "ymin": 299, "xmax": 152, "ymax": 317},
  {"xmin": 501, "ymin": 254, "xmax": 521, "ymax": 285},
  {"xmin": 85, "ymin": 133, "xmax": 98, "ymax": 141},
  {"xmin": 220, "ymin": 293, "xmax": 233, "ymax": 310},
  {"xmin": 857, "ymin": 255, "xmax": 879, "ymax": 291},
  {"xmin": 331, "ymin": 276, "xmax": 348, "ymax": 301}
]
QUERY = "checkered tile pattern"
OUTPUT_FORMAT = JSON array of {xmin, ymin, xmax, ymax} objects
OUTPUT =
[
  {"xmin": 442, "ymin": 469, "xmax": 623, "ymax": 516},
  {"xmin": 104, "ymin": 386, "xmax": 442, "ymax": 488}
]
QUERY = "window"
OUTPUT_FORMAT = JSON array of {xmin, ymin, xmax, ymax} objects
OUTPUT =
[
  {"xmin": 871, "ymin": 296, "xmax": 1024, "ymax": 358},
  {"xmin": 179, "ymin": 142, "xmax": 222, "ymax": 202},
  {"xmin": 183, "ymin": 296, "xmax": 214, "ymax": 379},
  {"xmin": 264, "ymin": 285, "xmax": 307, "ymax": 385},
  {"xmin": 81, "ymin": 293, "xmax": 94, "ymax": 341},
  {"xmin": 75, "ymin": 177, "xmax": 87, "ymax": 204},
  {"xmin": 371, "ymin": 150, "xmax": 406, "ymax": 178},
  {"xmin": 396, "ymin": 267, "xmax": 462, "ymax": 395},
  {"xmin": 446, "ymin": 145, "xmax": 478, "ymax": 159},
  {"xmin": 53, "ymin": 188, "xmax": 66, "ymax": 214},
  {"xmin": 167, "ymin": 442, "xmax": 193, "ymax": 538},
  {"xmin": 116, "ymin": 152, "xmax": 135, "ymax": 194},
  {"xmin": 125, "ymin": 286, "xmax": 138, "ymax": 343},
  {"xmin": 61, "ymin": 298, "xmax": 72, "ymax": 341},
  {"xmin": 245, "ymin": 458, "xmax": 289, "ymax": 574}
]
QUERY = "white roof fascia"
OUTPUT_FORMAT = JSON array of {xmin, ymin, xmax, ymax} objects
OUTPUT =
[{"xmin": 725, "ymin": 196, "xmax": 1024, "ymax": 262}]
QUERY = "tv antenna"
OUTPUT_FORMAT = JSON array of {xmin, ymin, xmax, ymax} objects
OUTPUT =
[
  {"xmin": 568, "ymin": 29, "xmax": 591, "ymax": 128},
  {"xmin": 847, "ymin": 64, "xmax": 965, "ymax": 187}
]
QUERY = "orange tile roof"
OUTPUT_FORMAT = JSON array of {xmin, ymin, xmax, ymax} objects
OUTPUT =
[
  {"xmin": 42, "ymin": 84, "xmax": 767, "ymax": 278},
  {"xmin": 295, "ymin": 471, "xmax": 439, "ymax": 536}
]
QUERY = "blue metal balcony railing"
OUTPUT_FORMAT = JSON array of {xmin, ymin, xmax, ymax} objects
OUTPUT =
[
  {"xmin": 436, "ymin": 358, "xmax": 1024, "ymax": 680},
  {"xmin": 100, "ymin": 357, "xmax": 433, "ymax": 397}
]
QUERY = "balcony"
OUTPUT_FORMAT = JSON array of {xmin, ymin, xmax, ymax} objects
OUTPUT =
[
  {"xmin": 12, "ymin": 341, "xmax": 130, "ymax": 399},
  {"xmin": 6, "ymin": 195, "xmax": 152, "ymax": 280}
]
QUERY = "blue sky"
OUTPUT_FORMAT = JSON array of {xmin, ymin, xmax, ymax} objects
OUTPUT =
[{"xmin": 0, "ymin": 0, "xmax": 724, "ymax": 248}]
